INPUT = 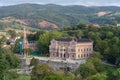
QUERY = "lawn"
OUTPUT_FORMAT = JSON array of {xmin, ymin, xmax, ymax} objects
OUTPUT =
[
  {"xmin": 0, "ymin": 31, "xmax": 6, "ymax": 36},
  {"xmin": 16, "ymin": 75, "xmax": 31, "ymax": 80}
]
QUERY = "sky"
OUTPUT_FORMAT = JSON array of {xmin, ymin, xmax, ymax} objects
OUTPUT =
[{"xmin": 0, "ymin": 0, "xmax": 120, "ymax": 6}]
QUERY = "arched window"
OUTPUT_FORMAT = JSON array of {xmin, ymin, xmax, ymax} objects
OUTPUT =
[
  {"xmin": 68, "ymin": 54, "xmax": 69, "ymax": 58},
  {"xmin": 53, "ymin": 53, "xmax": 54, "ymax": 56},
  {"xmin": 84, "ymin": 54, "xmax": 86, "ymax": 57},
  {"xmin": 72, "ymin": 55, "xmax": 74, "ymax": 57},
  {"xmin": 81, "ymin": 54, "xmax": 83, "ymax": 58},
  {"xmin": 87, "ymin": 48, "xmax": 89, "ymax": 51},
  {"xmin": 78, "ymin": 49, "xmax": 80, "ymax": 52},
  {"xmin": 56, "ymin": 53, "xmax": 59, "ymax": 57},
  {"xmin": 89, "ymin": 48, "xmax": 91, "ymax": 51},
  {"xmin": 84, "ymin": 48, "xmax": 86, "ymax": 52},
  {"xmin": 64, "ymin": 54, "xmax": 65, "ymax": 58},
  {"xmin": 87, "ymin": 54, "xmax": 89, "ymax": 57}
]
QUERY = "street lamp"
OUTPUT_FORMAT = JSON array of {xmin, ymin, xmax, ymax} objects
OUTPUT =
[{"xmin": 20, "ymin": 38, "xmax": 23, "ymax": 56}]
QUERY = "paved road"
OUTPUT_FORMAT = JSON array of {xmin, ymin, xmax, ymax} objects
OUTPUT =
[{"xmin": 102, "ymin": 61, "xmax": 116, "ymax": 67}]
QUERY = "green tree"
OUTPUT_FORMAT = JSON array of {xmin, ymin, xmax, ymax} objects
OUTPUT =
[
  {"xmin": 31, "ymin": 64, "xmax": 54, "ymax": 80},
  {"xmin": 107, "ymin": 68, "xmax": 120, "ymax": 80},
  {"xmin": 87, "ymin": 57, "xmax": 104, "ymax": 72},
  {"xmin": 23, "ymin": 48, "xmax": 33, "ymax": 56},
  {"xmin": 7, "ymin": 30, "xmax": 17, "ymax": 39},
  {"xmin": 30, "ymin": 57, "xmax": 39, "ymax": 66},
  {"xmin": 75, "ymin": 30, "xmax": 83, "ymax": 38},
  {"xmin": 0, "ymin": 56, "xmax": 9, "ymax": 80},
  {"xmin": 13, "ymin": 39, "xmax": 20, "ymax": 53},
  {"xmin": 106, "ymin": 31, "xmax": 113, "ymax": 39},
  {"xmin": 0, "ymin": 36, "xmax": 7, "ymax": 54},
  {"xmin": 76, "ymin": 62, "xmax": 97, "ymax": 78},
  {"xmin": 38, "ymin": 30, "xmax": 63, "ymax": 54},
  {"xmin": 0, "ymin": 53, "xmax": 20, "ymax": 80},
  {"xmin": 116, "ymin": 58, "xmax": 120, "ymax": 68},
  {"xmin": 43, "ymin": 75, "xmax": 63, "ymax": 80},
  {"xmin": 95, "ymin": 40, "xmax": 108, "ymax": 55},
  {"xmin": 5, "ymin": 53, "xmax": 20, "ymax": 68},
  {"xmin": 88, "ymin": 73, "xmax": 107, "ymax": 80},
  {"xmin": 64, "ymin": 72, "xmax": 75, "ymax": 80}
]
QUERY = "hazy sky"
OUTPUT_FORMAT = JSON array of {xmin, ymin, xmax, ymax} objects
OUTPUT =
[{"xmin": 0, "ymin": 0, "xmax": 120, "ymax": 6}]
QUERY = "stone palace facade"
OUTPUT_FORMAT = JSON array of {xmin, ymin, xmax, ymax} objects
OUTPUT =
[{"xmin": 49, "ymin": 38, "xmax": 93, "ymax": 59}]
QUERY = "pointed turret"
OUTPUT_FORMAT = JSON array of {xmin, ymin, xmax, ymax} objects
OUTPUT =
[
  {"xmin": 23, "ymin": 27, "xmax": 28, "ymax": 46},
  {"xmin": 22, "ymin": 27, "xmax": 29, "ymax": 57}
]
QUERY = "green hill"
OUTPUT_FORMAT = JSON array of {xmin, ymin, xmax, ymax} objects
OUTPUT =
[{"xmin": 0, "ymin": 4, "xmax": 120, "ymax": 29}]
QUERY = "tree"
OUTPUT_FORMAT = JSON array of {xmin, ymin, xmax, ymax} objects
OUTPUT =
[
  {"xmin": 76, "ymin": 62, "xmax": 97, "ymax": 78},
  {"xmin": 43, "ymin": 75, "xmax": 63, "ymax": 80},
  {"xmin": 13, "ymin": 39, "xmax": 20, "ymax": 53},
  {"xmin": 116, "ymin": 58, "xmax": 120, "ymax": 68},
  {"xmin": 88, "ymin": 73, "xmax": 107, "ymax": 80},
  {"xmin": 35, "ymin": 30, "xmax": 45, "ymax": 40},
  {"xmin": 87, "ymin": 57, "xmax": 104, "ymax": 72},
  {"xmin": 92, "ymin": 51, "xmax": 102, "ymax": 59},
  {"xmin": 75, "ymin": 30, "xmax": 83, "ymax": 38},
  {"xmin": 0, "ymin": 52, "xmax": 20, "ymax": 80},
  {"xmin": 31, "ymin": 64, "xmax": 54, "ymax": 80},
  {"xmin": 0, "ymin": 36, "xmax": 7, "ymax": 54},
  {"xmin": 95, "ymin": 40, "xmax": 108, "ymax": 55},
  {"xmin": 0, "ymin": 56, "xmax": 9, "ymax": 80},
  {"xmin": 0, "ymin": 22, "xmax": 4, "ymax": 30},
  {"xmin": 74, "ymin": 23, "xmax": 87, "ymax": 30},
  {"xmin": 23, "ymin": 48, "xmax": 33, "ymax": 57},
  {"xmin": 107, "ymin": 68, "xmax": 120, "ymax": 80},
  {"xmin": 5, "ymin": 53, "xmax": 20, "ymax": 68},
  {"xmin": 38, "ymin": 30, "xmax": 63, "ymax": 54},
  {"xmin": 30, "ymin": 57, "xmax": 39, "ymax": 66},
  {"xmin": 7, "ymin": 30, "xmax": 17, "ymax": 39},
  {"xmin": 64, "ymin": 72, "xmax": 75, "ymax": 80},
  {"xmin": 106, "ymin": 31, "xmax": 113, "ymax": 39}
]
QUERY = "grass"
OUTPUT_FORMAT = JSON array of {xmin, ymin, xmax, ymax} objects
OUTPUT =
[
  {"xmin": 0, "ymin": 31, "xmax": 6, "ymax": 36},
  {"xmin": 16, "ymin": 75, "xmax": 30, "ymax": 80}
]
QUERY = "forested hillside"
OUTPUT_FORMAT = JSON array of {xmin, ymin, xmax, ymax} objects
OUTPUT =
[{"xmin": 1, "ymin": 4, "xmax": 120, "ymax": 29}]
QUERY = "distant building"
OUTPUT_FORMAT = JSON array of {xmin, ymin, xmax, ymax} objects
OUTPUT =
[
  {"xmin": 49, "ymin": 38, "xmax": 93, "ymax": 60},
  {"xmin": 88, "ymin": 24, "xmax": 100, "ymax": 28},
  {"xmin": 117, "ymin": 24, "xmax": 120, "ymax": 27},
  {"xmin": 22, "ymin": 28, "xmax": 38, "ymax": 57}
]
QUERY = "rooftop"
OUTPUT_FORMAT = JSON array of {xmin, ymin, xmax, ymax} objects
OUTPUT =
[{"xmin": 54, "ymin": 38, "xmax": 92, "ymax": 43}]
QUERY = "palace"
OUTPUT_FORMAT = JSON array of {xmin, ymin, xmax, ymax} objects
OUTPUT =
[
  {"xmin": 19, "ymin": 38, "xmax": 93, "ymax": 74},
  {"xmin": 49, "ymin": 38, "xmax": 93, "ymax": 59}
]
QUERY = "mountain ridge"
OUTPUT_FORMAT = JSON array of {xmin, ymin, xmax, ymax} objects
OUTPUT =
[{"xmin": 0, "ymin": 3, "xmax": 120, "ymax": 29}]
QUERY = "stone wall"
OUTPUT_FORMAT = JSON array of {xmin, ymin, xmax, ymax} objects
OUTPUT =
[{"xmin": 20, "ymin": 57, "xmax": 86, "ymax": 72}]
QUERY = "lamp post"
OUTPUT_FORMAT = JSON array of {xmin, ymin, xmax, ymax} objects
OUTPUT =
[{"xmin": 20, "ymin": 38, "xmax": 23, "ymax": 56}]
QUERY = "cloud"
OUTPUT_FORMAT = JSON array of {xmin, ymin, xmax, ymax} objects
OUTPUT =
[{"xmin": 0, "ymin": 0, "xmax": 120, "ymax": 6}]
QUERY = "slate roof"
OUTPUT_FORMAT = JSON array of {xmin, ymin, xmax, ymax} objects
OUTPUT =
[
  {"xmin": 77, "ymin": 39, "xmax": 92, "ymax": 42},
  {"xmin": 55, "ymin": 38, "xmax": 73, "ymax": 42},
  {"xmin": 55, "ymin": 38, "xmax": 92, "ymax": 42}
]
